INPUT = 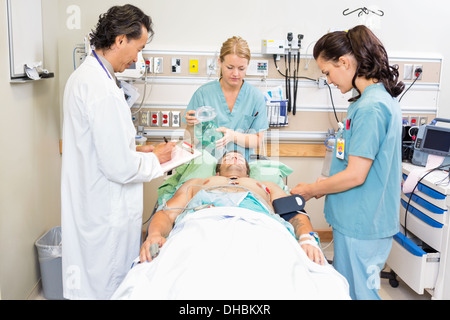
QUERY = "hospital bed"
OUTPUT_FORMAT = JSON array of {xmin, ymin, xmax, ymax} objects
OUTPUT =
[{"xmin": 112, "ymin": 150, "xmax": 350, "ymax": 299}]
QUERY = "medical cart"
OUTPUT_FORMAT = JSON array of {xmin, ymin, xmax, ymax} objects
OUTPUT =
[{"xmin": 386, "ymin": 162, "xmax": 450, "ymax": 299}]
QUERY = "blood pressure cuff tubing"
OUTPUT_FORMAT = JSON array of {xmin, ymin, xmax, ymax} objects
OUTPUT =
[{"xmin": 273, "ymin": 195, "xmax": 306, "ymax": 222}]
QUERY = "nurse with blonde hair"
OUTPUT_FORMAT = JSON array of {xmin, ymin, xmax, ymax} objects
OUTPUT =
[{"xmin": 184, "ymin": 36, "xmax": 268, "ymax": 161}]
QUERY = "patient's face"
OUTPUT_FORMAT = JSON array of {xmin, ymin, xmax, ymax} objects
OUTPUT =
[
  {"xmin": 218, "ymin": 152, "xmax": 249, "ymax": 177},
  {"xmin": 222, "ymin": 152, "xmax": 246, "ymax": 165}
]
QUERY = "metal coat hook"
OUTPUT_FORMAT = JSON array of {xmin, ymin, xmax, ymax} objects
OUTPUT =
[{"xmin": 343, "ymin": 7, "xmax": 384, "ymax": 17}]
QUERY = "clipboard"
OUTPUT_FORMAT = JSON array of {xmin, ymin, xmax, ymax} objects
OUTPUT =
[{"xmin": 160, "ymin": 141, "xmax": 201, "ymax": 173}]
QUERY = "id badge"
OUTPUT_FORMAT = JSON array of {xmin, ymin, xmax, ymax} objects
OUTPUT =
[{"xmin": 336, "ymin": 138, "xmax": 345, "ymax": 159}]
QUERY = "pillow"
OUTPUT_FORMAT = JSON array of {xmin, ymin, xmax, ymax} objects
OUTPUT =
[{"xmin": 249, "ymin": 160, "xmax": 293, "ymax": 191}]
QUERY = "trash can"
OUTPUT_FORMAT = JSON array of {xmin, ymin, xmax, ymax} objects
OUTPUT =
[{"xmin": 35, "ymin": 226, "xmax": 64, "ymax": 300}]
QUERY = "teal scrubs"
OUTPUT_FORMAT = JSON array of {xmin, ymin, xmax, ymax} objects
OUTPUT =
[
  {"xmin": 332, "ymin": 229, "xmax": 392, "ymax": 300},
  {"xmin": 324, "ymin": 83, "xmax": 402, "ymax": 299},
  {"xmin": 183, "ymin": 80, "xmax": 268, "ymax": 161}
]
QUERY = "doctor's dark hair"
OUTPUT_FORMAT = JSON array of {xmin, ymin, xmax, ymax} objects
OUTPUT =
[
  {"xmin": 313, "ymin": 25, "xmax": 404, "ymax": 102},
  {"xmin": 90, "ymin": 4, "xmax": 153, "ymax": 50}
]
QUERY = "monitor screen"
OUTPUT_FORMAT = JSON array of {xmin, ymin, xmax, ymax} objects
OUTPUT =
[{"xmin": 422, "ymin": 127, "xmax": 450, "ymax": 155}]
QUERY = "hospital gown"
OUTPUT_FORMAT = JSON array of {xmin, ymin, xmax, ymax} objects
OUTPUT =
[{"xmin": 174, "ymin": 188, "xmax": 296, "ymax": 237}]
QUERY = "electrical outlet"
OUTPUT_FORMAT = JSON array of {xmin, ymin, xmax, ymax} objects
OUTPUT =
[
  {"xmin": 150, "ymin": 111, "xmax": 160, "ymax": 127},
  {"xmin": 154, "ymin": 57, "xmax": 163, "ymax": 73},
  {"xmin": 161, "ymin": 111, "xmax": 170, "ymax": 127},
  {"xmin": 171, "ymin": 111, "xmax": 180, "ymax": 127},
  {"xmin": 140, "ymin": 111, "xmax": 150, "ymax": 126},
  {"xmin": 413, "ymin": 64, "xmax": 423, "ymax": 80}
]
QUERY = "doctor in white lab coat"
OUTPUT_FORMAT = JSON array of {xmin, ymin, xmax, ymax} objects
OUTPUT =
[{"xmin": 61, "ymin": 5, "xmax": 175, "ymax": 300}]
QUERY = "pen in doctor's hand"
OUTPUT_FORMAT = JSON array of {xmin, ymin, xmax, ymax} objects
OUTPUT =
[
  {"xmin": 163, "ymin": 136, "xmax": 168, "ymax": 143},
  {"xmin": 153, "ymin": 140, "xmax": 176, "ymax": 164}
]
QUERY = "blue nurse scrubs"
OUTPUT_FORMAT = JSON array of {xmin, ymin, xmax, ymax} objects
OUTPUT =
[
  {"xmin": 325, "ymin": 83, "xmax": 402, "ymax": 299},
  {"xmin": 183, "ymin": 80, "xmax": 268, "ymax": 161}
]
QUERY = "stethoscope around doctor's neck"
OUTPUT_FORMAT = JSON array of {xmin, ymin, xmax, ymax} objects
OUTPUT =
[
  {"xmin": 92, "ymin": 50, "xmax": 123, "ymax": 90},
  {"xmin": 92, "ymin": 50, "xmax": 112, "ymax": 80}
]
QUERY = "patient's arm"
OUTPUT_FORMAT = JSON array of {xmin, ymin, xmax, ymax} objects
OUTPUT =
[
  {"xmin": 289, "ymin": 215, "xmax": 325, "ymax": 265},
  {"xmin": 264, "ymin": 181, "xmax": 325, "ymax": 265},
  {"xmin": 140, "ymin": 178, "xmax": 201, "ymax": 262}
]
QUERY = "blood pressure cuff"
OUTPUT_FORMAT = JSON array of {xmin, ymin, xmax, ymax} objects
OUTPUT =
[{"xmin": 273, "ymin": 195, "xmax": 306, "ymax": 222}]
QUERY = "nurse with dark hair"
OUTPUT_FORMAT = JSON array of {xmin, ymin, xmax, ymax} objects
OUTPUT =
[{"xmin": 291, "ymin": 25, "xmax": 404, "ymax": 300}]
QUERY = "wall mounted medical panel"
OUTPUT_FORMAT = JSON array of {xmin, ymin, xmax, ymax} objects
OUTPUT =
[
  {"xmin": 136, "ymin": 51, "xmax": 442, "ymax": 148},
  {"xmin": 387, "ymin": 232, "xmax": 440, "ymax": 295},
  {"xmin": 140, "ymin": 51, "xmax": 442, "ymax": 116},
  {"xmin": 400, "ymin": 199, "xmax": 444, "ymax": 252}
]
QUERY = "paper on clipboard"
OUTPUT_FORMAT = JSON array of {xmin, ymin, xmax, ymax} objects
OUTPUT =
[{"xmin": 160, "ymin": 142, "xmax": 201, "ymax": 173}]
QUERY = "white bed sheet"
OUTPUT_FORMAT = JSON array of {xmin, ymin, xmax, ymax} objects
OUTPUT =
[{"xmin": 112, "ymin": 207, "xmax": 350, "ymax": 300}]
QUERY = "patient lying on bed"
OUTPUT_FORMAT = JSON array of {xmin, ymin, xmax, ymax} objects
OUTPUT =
[
  {"xmin": 113, "ymin": 154, "xmax": 350, "ymax": 300},
  {"xmin": 140, "ymin": 151, "xmax": 325, "ymax": 265},
  {"xmin": 112, "ymin": 151, "xmax": 350, "ymax": 299}
]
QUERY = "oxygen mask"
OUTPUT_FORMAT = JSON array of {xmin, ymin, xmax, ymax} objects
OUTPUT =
[{"xmin": 194, "ymin": 106, "xmax": 224, "ymax": 156}]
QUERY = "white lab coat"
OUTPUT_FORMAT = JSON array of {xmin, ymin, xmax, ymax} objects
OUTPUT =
[{"xmin": 61, "ymin": 56, "xmax": 163, "ymax": 300}]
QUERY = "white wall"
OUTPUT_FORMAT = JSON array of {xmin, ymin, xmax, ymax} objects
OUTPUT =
[
  {"xmin": 140, "ymin": 0, "xmax": 450, "ymax": 119},
  {"xmin": 58, "ymin": 0, "xmax": 450, "ymax": 119},
  {"xmin": 0, "ymin": 0, "xmax": 61, "ymax": 299}
]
